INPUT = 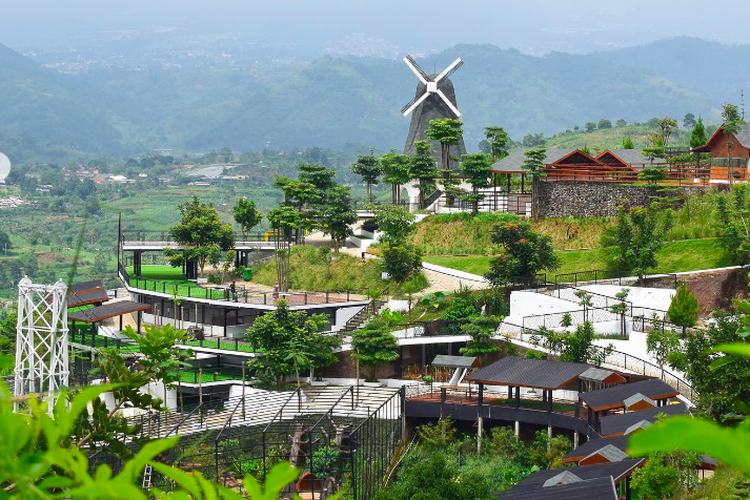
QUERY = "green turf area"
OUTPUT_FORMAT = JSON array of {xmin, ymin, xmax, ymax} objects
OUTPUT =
[
  {"xmin": 424, "ymin": 238, "xmax": 734, "ymax": 280},
  {"xmin": 127, "ymin": 266, "xmax": 229, "ymax": 300},
  {"xmin": 178, "ymin": 368, "xmax": 243, "ymax": 384},
  {"xmin": 183, "ymin": 338, "xmax": 257, "ymax": 353}
]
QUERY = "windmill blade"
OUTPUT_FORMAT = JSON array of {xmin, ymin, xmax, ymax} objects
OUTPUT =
[
  {"xmin": 401, "ymin": 91, "xmax": 430, "ymax": 116},
  {"xmin": 403, "ymin": 55, "xmax": 429, "ymax": 85},
  {"xmin": 434, "ymin": 58, "xmax": 464, "ymax": 83},
  {"xmin": 436, "ymin": 89, "xmax": 461, "ymax": 117}
]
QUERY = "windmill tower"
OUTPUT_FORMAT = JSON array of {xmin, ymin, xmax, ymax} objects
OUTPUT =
[
  {"xmin": 14, "ymin": 277, "xmax": 69, "ymax": 412},
  {"xmin": 401, "ymin": 55, "xmax": 467, "ymax": 161}
]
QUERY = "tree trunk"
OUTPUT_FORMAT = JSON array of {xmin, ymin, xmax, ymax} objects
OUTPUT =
[{"xmin": 367, "ymin": 183, "xmax": 372, "ymax": 203}]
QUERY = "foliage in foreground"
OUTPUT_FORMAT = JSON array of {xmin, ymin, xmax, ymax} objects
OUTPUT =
[{"xmin": 0, "ymin": 378, "xmax": 314, "ymax": 499}]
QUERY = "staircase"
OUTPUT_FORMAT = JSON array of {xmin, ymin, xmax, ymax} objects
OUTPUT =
[{"xmin": 336, "ymin": 298, "xmax": 388, "ymax": 336}]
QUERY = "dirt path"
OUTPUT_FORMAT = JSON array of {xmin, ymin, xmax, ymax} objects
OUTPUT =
[{"xmin": 420, "ymin": 268, "xmax": 489, "ymax": 295}]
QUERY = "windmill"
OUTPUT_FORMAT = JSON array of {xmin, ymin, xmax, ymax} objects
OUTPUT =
[{"xmin": 401, "ymin": 55, "xmax": 466, "ymax": 160}]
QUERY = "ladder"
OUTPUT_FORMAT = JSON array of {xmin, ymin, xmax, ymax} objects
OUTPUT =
[{"xmin": 142, "ymin": 464, "xmax": 153, "ymax": 490}]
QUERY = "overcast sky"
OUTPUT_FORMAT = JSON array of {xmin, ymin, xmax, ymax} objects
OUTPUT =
[{"xmin": 3, "ymin": 0, "xmax": 750, "ymax": 55}]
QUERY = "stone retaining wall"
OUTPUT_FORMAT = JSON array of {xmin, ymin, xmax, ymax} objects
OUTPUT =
[{"xmin": 532, "ymin": 180, "xmax": 707, "ymax": 218}]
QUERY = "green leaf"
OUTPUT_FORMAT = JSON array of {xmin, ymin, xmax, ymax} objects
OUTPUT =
[
  {"xmin": 119, "ymin": 436, "xmax": 179, "ymax": 483},
  {"xmin": 627, "ymin": 416, "xmax": 750, "ymax": 476},
  {"xmin": 151, "ymin": 462, "xmax": 201, "ymax": 498},
  {"xmin": 709, "ymin": 355, "xmax": 735, "ymax": 372},
  {"xmin": 713, "ymin": 343, "xmax": 750, "ymax": 357}
]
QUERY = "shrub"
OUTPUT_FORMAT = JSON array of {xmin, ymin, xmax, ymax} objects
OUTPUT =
[{"xmin": 444, "ymin": 297, "xmax": 480, "ymax": 335}]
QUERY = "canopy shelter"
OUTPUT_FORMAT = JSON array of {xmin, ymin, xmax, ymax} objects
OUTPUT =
[
  {"xmin": 465, "ymin": 356, "xmax": 591, "ymax": 413},
  {"xmin": 563, "ymin": 435, "xmax": 630, "ymax": 464},
  {"xmin": 431, "ymin": 355, "xmax": 479, "ymax": 386},
  {"xmin": 599, "ymin": 401, "xmax": 688, "ymax": 437},
  {"xmin": 490, "ymin": 148, "xmax": 573, "ymax": 194},
  {"xmin": 579, "ymin": 378, "xmax": 678, "ymax": 413},
  {"xmin": 67, "ymin": 279, "xmax": 109, "ymax": 308},
  {"xmin": 69, "ymin": 301, "xmax": 150, "ymax": 349},
  {"xmin": 499, "ymin": 459, "xmax": 644, "ymax": 500}
]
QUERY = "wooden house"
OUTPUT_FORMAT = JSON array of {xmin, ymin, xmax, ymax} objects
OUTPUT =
[{"xmin": 691, "ymin": 123, "xmax": 750, "ymax": 182}]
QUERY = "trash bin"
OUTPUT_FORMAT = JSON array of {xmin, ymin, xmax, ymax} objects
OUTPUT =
[{"xmin": 243, "ymin": 269, "xmax": 252, "ymax": 280}]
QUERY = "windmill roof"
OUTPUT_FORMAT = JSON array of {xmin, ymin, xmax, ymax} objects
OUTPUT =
[{"xmin": 491, "ymin": 148, "xmax": 574, "ymax": 173}]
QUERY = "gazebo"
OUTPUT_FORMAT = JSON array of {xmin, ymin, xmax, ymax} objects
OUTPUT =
[
  {"xmin": 69, "ymin": 301, "xmax": 151, "ymax": 348},
  {"xmin": 465, "ymin": 356, "xmax": 592, "ymax": 413},
  {"xmin": 430, "ymin": 354, "xmax": 479, "ymax": 386}
]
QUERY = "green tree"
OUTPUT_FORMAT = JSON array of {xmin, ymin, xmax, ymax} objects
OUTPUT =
[
  {"xmin": 690, "ymin": 116, "xmax": 707, "ymax": 148},
  {"xmin": 444, "ymin": 296, "xmax": 480, "ymax": 335},
  {"xmin": 484, "ymin": 126, "xmax": 511, "ymax": 162},
  {"xmin": 722, "ymin": 103, "xmax": 742, "ymax": 184},
  {"xmin": 485, "ymin": 221, "xmax": 559, "ymax": 286},
  {"xmin": 609, "ymin": 288, "xmax": 631, "ymax": 337},
  {"xmin": 232, "ymin": 197, "xmax": 263, "ymax": 239},
  {"xmin": 319, "ymin": 185, "xmax": 356, "ymax": 251},
  {"xmin": 657, "ymin": 116, "xmax": 678, "ymax": 147},
  {"xmin": 667, "ymin": 284, "xmax": 699, "ymax": 334},
  {"xmin": 683, "ymin": 112, "xmax": 697, "ymax": 129},
  {"xmin": 165, "ymin": 196, "xmax": 235, "ymax": 277},
  {"xmin": 598, "ymin": 118, "xmax": 612, "ymax": 129},
  {"xmin": 0, "ymin": 230, "xmax": 11, "ymax": 254},
  {"xmin": 585, "ymin": 122, "xmax": 597, "ymax": 133},
  {"xmin": 352, "ymin": 147, "xmax": 382, "ymax": 203},
  {"xmin": 638, "ymin": 166, "xmax": 667, "ymax": 184},
  {"xmin": 606, "ymin": 204, "xmax": 665, "ymax": 283},
  {"xmin": 409, "ymin": 140, "xmax": 439, "ymax": 209},
  {"xmin": 521, "ymin": 148, "xmax": 547, "ymax": 179},
  {"xmin": 460, "ymin": 153, "xmax": 492, "ymax": 215},
  {"xmin": 425, "ymin": 118, "xmax": 463, "ymax": 172},
  {"xmin": 616, "ymin": 118, "xmax": 627, "ymax": 127},
  {"xmin": 246, "ymin": 299, "xmax": 336, "ymax": 385},
  {"xmin": 382, "ymin": 244, "xmax": 422, "ymax": 284},
  {"xmin": 351, "ymin": 318, "xmax": 399, "ymax": 381},
  {"xmin": 372, "ymin": 204, "xmax": 415, "ymax": 248},
  {"xmin": 717, "ymin": 184, "xmax": 750, "ymax": 264},
  {"xmin": 622, "ymin": 134, "xmax": 635, "ymax": 149},
  {"xmin": 380, "ymin": 149, "xmax": 412, "ymax": 205},
  {"xmin": 646, "ymin": 323, "xmax": 681, "ymax": 381},
  {"xmin": 460, "ymin": 315, "xmax": 502, "ymax": 359},
  {"xmin": 267, "ymin": 206, "xmax": 301, "ymax": 292}
]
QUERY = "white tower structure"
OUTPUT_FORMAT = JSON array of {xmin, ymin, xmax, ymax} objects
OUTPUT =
[{"xmin": 14, "ymin": 277, "xmax": 69, "ymax": 411}]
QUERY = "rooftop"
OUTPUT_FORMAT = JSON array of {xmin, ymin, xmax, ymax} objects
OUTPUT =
[
  {"xmin": 599, "ymin": 401, "xmax": 688, "ymax": 436},
  {"xmin": 465, "ymin": 356, "xmax": 591, "ymax": 390},
  {"xmin": 579, "ymin": 378, "xmax": 678, "ymax": 412}
]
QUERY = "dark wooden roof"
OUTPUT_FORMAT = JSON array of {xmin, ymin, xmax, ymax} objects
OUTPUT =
[
  {"xmin": 68, "ymin": 279, "xmax": 105, "ymax": 295},
  {"xmin": 692, "ymin": 123, "xmax": 750, "ymax": 152},
  {"xmin": 563, "ymin": 436, "xmax": 630, "ymax": 463},
  {"xmin": 579, "ymin": 378, "xmax": 678, "ymax": 412},
  {"xmin": 69, "ymin": 301, "xmax": 150, "ymax": 323},
  {"xmin": 513, "ymin": 459, "xmax": 644, "ymax": 490},
  {"xmin": 599, "ymin": 402, "xmax": 688, "ymax": 437},
  {"xmin": 465, "ymin": 356, "xmax": 591, "ymax": 390},
  {"xmin": 490, "ymin": 148, "xmax": 574, "ymax": 174},
  {"xmin": 579, "ymin": 367, "xmax": 626, "ymax": 384},
  {"xmin": 497, "ymin": 476, "xmax": 617, "ymax": 500},
  {"xmin": 431, "ymin": 355, "xmax": 479, "ymax": 369},
  {"xmin": 68, "ymin": 288, "xmax": 110, "ymax": 308}
]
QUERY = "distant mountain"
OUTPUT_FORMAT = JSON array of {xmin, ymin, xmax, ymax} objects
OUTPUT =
[
  {"xmin": 0, "ymin": 40, "xmax": 730, "ymax": 162},
  {"xmin": 599, "ymin": 37, "xmax": 750, "ymax": 107},
  {"xmin": 0, "ymin": 43, "xmax": 126, "ymax": 162}
]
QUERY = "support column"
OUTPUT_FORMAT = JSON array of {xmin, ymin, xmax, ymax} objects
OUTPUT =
[
  {"xmin": 223, "ymin": 309, "xmax": 228, "ymax": 337},
  {"xmin": 574, "ymin": 431, "xmax": 579, "ymax": 450},
  {"xmin": 397, "ymin": 346, "xmax": 403, "ymax": 379},
  {"xmin": 515, "ymin": 420, "xmax": 520, "ymax": 440},
  {"xmin": 515, "ymin": 386, "xmax": 520, "ymax": 408},
  {"xmin": 137, "ymin": 310, "xmax": 142, "ymax": 334},
  {"xmin": 119, "ymin": 313, "xmax": 123, "ymax": 332},
  {"xmin": 421, "ymin": 344, "xmax": 426, "ymax": 376},
  {"xmin": 547, "ymin": 425, "xmax": 553, "ymax": 451},
  {"xmin": 477, "ymin": 416, "xmax": 484, "ymax": 454}
]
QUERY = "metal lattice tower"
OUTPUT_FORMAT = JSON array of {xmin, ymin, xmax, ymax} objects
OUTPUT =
[{"xmin": 14, "ymin": 277, "xmax": 69, "ymax": 411}]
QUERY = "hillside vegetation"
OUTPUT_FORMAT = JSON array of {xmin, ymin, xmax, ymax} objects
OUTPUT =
[{"xmin": 0, "ymin": 41, "xmax": 722, "ymax": 161}]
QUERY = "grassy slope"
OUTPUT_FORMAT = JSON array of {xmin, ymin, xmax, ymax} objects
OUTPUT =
[{"xmin": 424, "ymin": 238, "xmax": 732, "ymax": 278}]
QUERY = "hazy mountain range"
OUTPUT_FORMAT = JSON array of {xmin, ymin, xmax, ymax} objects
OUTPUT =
[{"xmin": 0, "ymin": 37, "xmax": 747, "ymax": 163}]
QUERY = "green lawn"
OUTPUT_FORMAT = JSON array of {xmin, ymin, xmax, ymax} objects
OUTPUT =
[
  {"xmin": 127, "ymin": 265, "xmax": 229, "ymax": 300},
  {"xmin": 424, "ymin": 238, "xmax": 734, "ymax": 279}
]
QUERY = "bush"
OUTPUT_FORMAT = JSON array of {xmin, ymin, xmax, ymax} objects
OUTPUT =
[
  {"xmin": 382, "ymin": 244, "xmax": 422, "ymax": 283},
  {"xmin": 207, "ymin": 273, "xmax": 222, "ymax": 285},
  {"xmin": 444, "ymin": 297, "xmax": 480, "ymax": 335}
]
